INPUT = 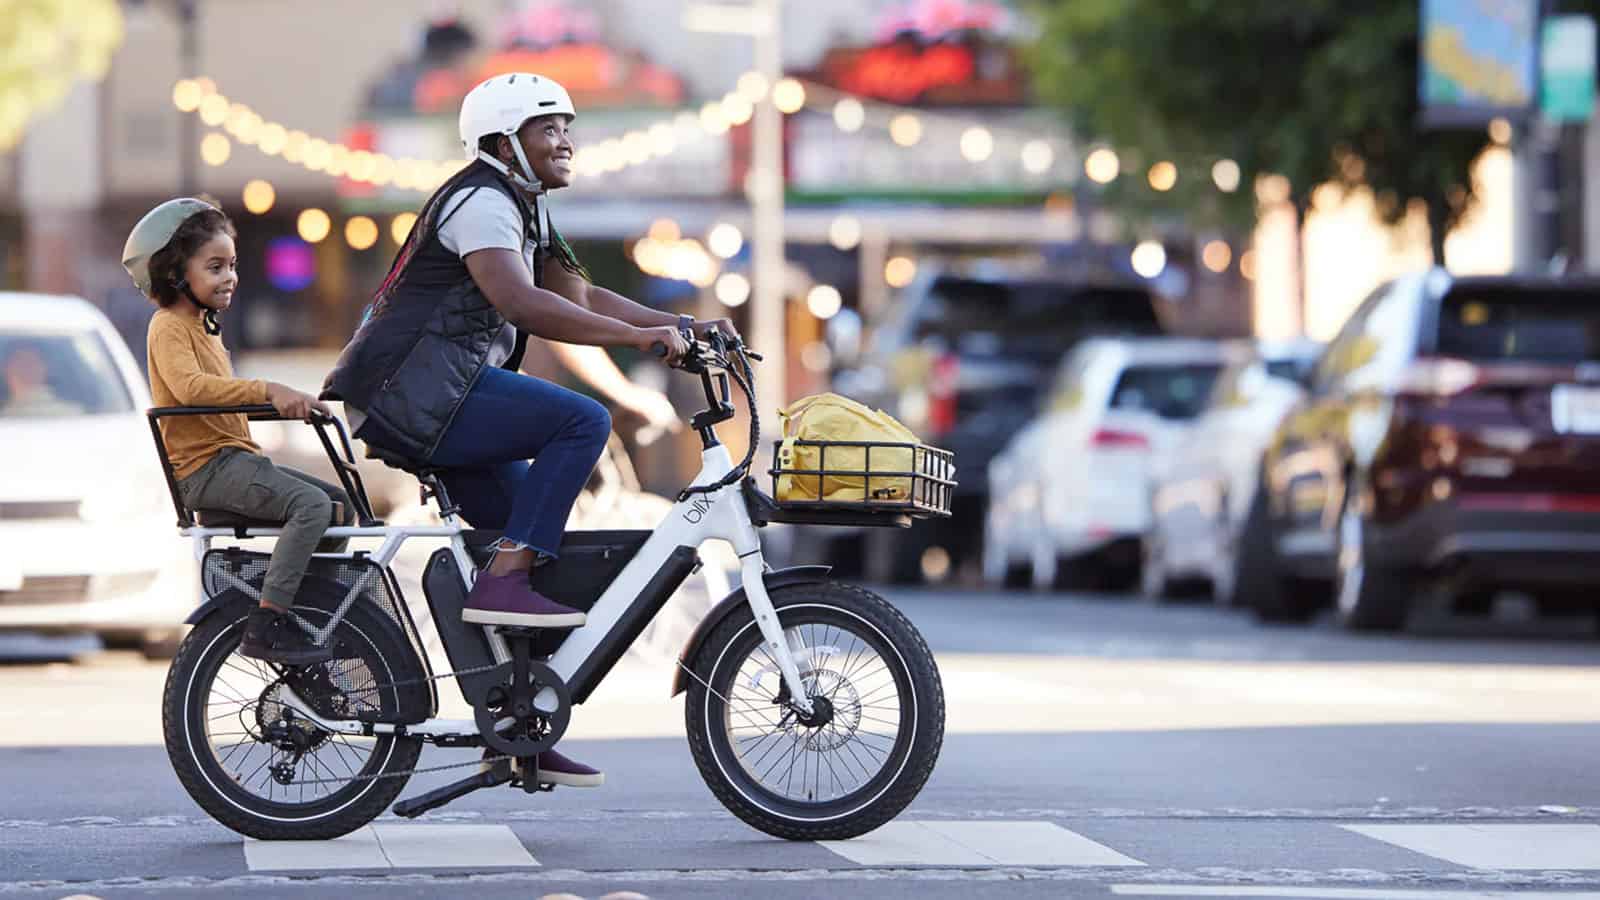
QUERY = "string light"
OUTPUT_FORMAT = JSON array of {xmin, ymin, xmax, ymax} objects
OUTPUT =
[
  {"xmin": 885, "ymin": 256, "xmax": 917, "ymax": 288},
  {"xmin": 736, "ymin": 71, "xmax": 770, "ymax": 103},
  {"xmin": 1085, "ymin": 148, "xmax": 1120, "ymax": 184},
  {"xmin": 715, "ymin": 272, "xmax": 751, "ymax": 307},
  {"xmin": 1021, "ymin": 140, "xmax": 1053, "ymax": 174},
  {"xmin": 1131, "ymin": 241, "xmax": 1167, "ymax": 278},
  {"xmin": 958, "ymin": 126, "xmax": 994, "ymax": 162},
  {"xmin": 828, "ymin": 215, "xmax": 862, "ymax": 251},
  {"xmin": 297, "ymin": 208, "xmax": 331, "ymax": 243},
  {"xmin": 345, "ymin": 216, "xmax": 379, "ymax": 251},
  {"xmin": 833, "ymin": 98, "xmax": 865, "ymax": 132},
  {"xmin": 241, "ymin": 179, "xmax": 275, "ymax": 214},
  {"xmin": 707, "ymin": 223, "xmax": 744, "ymax": 258},
  {"xmin": 890, "ymin": 113, "xmax": 923, "ymax": 147},
  {"xmin": 772, "ymin": 78, "xmax": 807, "ymax": 113},
  {"xmin": 806, "ymin": 284, "xmax": 843, "ymax": 320},
  {"xmin": 200, "ymin": 133, "xmax": 231, "ymax": 166},
  {"xmin": 1202, "ymin": 240, "xmax": 1232, "ymax": 273},
  {"xmin": 1148, "ymin": 161, "xmax": 1177, "ymax": 191},
  {"xmin": 391, "ymin": 212, "xmax": 418, "ymax": 245},
  {"xmin": 1212, "ymin": 159, "xmax": 1241, "ymax": 193}
]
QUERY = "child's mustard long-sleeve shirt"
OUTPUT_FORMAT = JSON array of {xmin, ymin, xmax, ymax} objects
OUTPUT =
[{"xmin": 146, "ymin": 307, "xmax": 268, "ymax": 479}]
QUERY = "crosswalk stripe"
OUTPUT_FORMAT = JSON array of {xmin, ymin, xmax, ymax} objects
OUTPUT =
[
  {"xmin": 1340, "ymin": 824, "xmax": 1600, "ymax": 870},
  {"xmin": 1112, "ymin": 887, "xmax": 1600, "ymax": 899},
  {"xmin": 243, "ymin": 824, "xmax": 537, "ymax": 871},
  {"xmin": 819, "ymin": 820, "xmax": 1145, "ymax": 867}
]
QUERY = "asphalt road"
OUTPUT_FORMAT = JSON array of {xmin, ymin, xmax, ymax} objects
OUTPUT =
[{"xmin": 3, "ymin": 582, "xmax": 1599, "ymax": 900}]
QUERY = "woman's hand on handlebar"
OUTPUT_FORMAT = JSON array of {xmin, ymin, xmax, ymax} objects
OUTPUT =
[{"xmin": 636, "ymin": 325, "xmax": 690, "ymax": 366}]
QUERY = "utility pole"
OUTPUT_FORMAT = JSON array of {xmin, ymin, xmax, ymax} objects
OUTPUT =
[
  {"xmin": 683, "ymin": 1, "xmax": 787, "ymax": 432},
  {"xmin": 177, "ymin": 0, "xmax": 199, "ymax": 196}
]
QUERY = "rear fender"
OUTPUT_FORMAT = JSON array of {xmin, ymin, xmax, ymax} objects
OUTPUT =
[{"xmin": 669, "ymin": 565, "xmax": 832, "ymax": 697}]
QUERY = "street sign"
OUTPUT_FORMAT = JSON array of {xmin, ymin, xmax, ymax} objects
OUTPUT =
[{"xmin": 1542, "ymin": 15, "xmax": 1596, "ymax": 122}]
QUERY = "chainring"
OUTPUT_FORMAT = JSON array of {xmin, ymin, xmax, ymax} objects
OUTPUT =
[{"xmin": 473, "ymin": 659, "xmax": 571, "ymax": 757}]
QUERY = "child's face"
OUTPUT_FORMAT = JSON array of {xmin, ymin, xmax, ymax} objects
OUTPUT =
[{"xmin": 184, "ymin": 232, "xmax": 238, "ymax": 310}]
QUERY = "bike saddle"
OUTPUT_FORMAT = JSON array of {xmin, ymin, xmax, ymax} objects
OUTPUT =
[{"xmin": 364, "ymin": 444, "xmax": 441, "ymax": 476}]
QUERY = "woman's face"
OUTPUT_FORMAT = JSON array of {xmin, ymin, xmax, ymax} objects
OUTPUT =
[
  {"xmin": 183, "ymin": 232, "xmax": 238, "ymax": 310},
  {"xmin": 507, "ymin": 114, "xmax": 575, "ymax": 189}
]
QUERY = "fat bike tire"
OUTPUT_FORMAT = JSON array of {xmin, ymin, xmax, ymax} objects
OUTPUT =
[
  {"xmin": 162, "ymin": 603, "xmax": 423, "ymax": 840},
  {"xmin": 684, "ymin": 581, "xmax": 945, "ymax": 841}
]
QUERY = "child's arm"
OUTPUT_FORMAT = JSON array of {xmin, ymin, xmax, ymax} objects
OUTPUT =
[{"xmin": 149, "ymin": 320, "xmax": 269, "ymax": 407}]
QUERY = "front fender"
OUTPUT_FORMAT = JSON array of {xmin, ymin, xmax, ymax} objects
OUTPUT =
[{"xmin": 669, "ymin": 565, "xmax": 832, "ymax": 696}]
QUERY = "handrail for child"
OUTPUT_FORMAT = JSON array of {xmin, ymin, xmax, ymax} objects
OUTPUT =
[{"xmin": 145, "ymin": 405, "xmax": 381, "ymax": 529}]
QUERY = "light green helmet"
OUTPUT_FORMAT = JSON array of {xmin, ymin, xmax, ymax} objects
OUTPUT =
[{"xmin": 121, "ymin": 197, "xmax": 219, "ymax": 296}]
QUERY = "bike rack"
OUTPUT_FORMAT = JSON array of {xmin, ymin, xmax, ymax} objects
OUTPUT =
[{"xmin": 146, "ymin": 404, "xmax": 384, "ymax": 529}]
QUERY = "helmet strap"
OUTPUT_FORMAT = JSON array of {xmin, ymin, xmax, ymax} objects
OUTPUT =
[
  {"xmin": 476, "ymin": 148, "xmax": 544, "ymax": 196},
  {"xmin": 178, "ymin": 279, "xmax": 223, "ymax": 335}
]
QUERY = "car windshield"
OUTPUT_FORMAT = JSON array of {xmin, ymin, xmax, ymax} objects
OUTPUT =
[
  {"xmin": 1110, "ymin": 363, "xmax": 1225, "ymax": 420},
  {"xmin": 0, "ymin": 328, "xmax": 134, "ymax": 418},
  {"xmin": 912, "ymin": 278, "xmax": 1160, "ymax": 355},
  {"xmin": 1438, "ymin": 288, "xmax": 1600, "ymax": 364}
]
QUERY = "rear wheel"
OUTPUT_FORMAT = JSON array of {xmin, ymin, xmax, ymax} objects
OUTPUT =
[
  {"xmin": 162, "ymin": 601, "xmax": 423, "ymax": 840},
  {"xmin": 684, "ymin": 582, "xmax": 944, "ymax": 841}
]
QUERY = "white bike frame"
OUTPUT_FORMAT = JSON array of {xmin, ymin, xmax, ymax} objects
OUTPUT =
[{"xmin": 181, "ymin": 440, "xmax": 814, "ymax": 741}]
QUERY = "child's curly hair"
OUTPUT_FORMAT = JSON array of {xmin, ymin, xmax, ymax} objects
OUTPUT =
[{"xmin": 146, "ymin": 208, "xmax": 236, "ymax": 307}]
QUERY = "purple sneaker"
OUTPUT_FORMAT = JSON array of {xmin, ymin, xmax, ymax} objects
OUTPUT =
[
  {"xmin": 462, "ymin": 572, "xmax": 586, "ymax": 628},
  {"xmin": 536, "ymin": 747, "xmax": 604, "ymax": 788}
]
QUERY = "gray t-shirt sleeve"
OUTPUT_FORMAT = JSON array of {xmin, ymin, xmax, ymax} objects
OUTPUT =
[{"xmin": 435, "ymin": 187, "xmax": 526, "ymax": 259}]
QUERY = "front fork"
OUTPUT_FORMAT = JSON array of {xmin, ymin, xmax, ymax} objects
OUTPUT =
[{"xmin": 738, "ymin": 553, "xmax": 815, "ymax": 718}]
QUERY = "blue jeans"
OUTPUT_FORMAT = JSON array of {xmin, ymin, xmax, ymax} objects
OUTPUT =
[{"xmin": 425, "ymin": 367, "xmax": 611, "ymax": 558}]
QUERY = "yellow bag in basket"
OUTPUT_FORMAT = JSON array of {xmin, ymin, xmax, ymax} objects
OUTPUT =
[{"xmin": 776, "ymin": 393, "xmax": 922, "ymax": 503}]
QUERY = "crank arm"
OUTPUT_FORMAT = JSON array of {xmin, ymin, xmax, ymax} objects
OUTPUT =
[{"xmin": 393, "ymin": 767, "xmax": 512, "ymax": 818}]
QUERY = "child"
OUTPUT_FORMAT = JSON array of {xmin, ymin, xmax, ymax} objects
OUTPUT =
[{"xmin": 122, "ymin": 198, "xmax": 354, "ymax": 665}]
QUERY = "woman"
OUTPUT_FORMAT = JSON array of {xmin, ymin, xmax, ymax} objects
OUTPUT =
[{"xmin": 325, "ymin": 73, "xmax": 733, "ymax": 786}]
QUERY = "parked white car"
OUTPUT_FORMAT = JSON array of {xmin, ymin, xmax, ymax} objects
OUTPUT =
[
  {"xmin": 1142, "ymin": 339, "xmax": 1321, "ymax": 602},
  {"xmin": 983, "ymin": 337, "xmax": 1241, "ymax": 590},
  {"xmin": 0, "ymin": 293, "xmax": 193, "ymax": 655}
]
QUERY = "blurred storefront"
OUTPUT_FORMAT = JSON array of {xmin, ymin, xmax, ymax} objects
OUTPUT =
[{"xmin": 5, "ymin": 0, "xmax": 1252, "ymax": 376}]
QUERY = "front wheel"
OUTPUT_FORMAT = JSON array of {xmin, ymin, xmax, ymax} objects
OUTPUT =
[{"xmin": 684, "ymin": 582, "xmax": 945, "ymax": 841}]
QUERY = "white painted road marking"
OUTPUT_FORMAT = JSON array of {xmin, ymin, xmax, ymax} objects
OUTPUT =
[
  {"xmin": 820, "ymin": 820, "xmax": 1145, "ymax": 867},
  {"xmin": 243, "ymin": 824, "xmax": 537, "ymax": 871},
  {"xmin": 1340, "ymin": 823, "xmax": 1600, "ymax": 870},
  {"xmin": 1113, "ymin": 888, "xmax": 1600, "ymax": 899}
]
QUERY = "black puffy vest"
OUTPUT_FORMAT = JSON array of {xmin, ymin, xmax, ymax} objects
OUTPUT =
[{"xmin": 323, "ymin": 161, "xmax": 545, "ymax": 460}]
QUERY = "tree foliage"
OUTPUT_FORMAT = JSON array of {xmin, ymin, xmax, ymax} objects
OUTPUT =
[
  {"xmin": 0, "ymin": 0, "xmax": 124, "ymax": 152},
  {"xmin": 1027, "ymin": 0, "xmax": 1493, "ymax": 260}
]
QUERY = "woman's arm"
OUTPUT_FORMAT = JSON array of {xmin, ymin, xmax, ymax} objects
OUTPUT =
[
  {"xmin": 466, "ymin": 249, "xmax": 686, "ymax": 360},
  {"xmin": 544, "ymin": 263, "xmax": 743, "ymax": 341}
]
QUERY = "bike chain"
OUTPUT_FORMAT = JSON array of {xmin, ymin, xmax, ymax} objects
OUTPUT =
[{"xmin": 273, "ymin": 662, "xmax": 721, "ymax": 789}]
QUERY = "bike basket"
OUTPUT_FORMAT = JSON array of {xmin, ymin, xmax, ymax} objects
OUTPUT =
[
  {"xmin": 202, "ymin": 548, "xmax": 430, "ymax": 677},
  {"xmin": 770, "ymin": 439, "xmax": 956, "ymax": 518}
]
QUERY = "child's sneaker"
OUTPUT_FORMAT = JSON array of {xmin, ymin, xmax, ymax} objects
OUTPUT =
[{"xmin": 238, "ymin": 607, "xmax": 333, "ymax": 665}]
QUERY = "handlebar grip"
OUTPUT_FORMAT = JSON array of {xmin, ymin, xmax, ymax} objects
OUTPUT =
[{"xmin": 650, "ymin": 342, "xmax": 668, "ymax": 358}]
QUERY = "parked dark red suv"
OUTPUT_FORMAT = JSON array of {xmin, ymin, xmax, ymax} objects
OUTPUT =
[{"xmin": 1236, "ymin": 271, "xmax": 1600, "ymax": 630}]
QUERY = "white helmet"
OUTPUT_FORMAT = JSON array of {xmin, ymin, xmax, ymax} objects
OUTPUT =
[{"xmin": 458, "ymin": 72, "xmax": 575, "ymax": 193}]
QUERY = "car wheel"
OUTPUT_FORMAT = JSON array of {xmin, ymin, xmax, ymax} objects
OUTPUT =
[
  {"xmin": 1237, "ymin": 475, "xmax": 1319, "ymax": 624},
  {"xmin": 1140, "ymin": 533, "xmax": 1169, "ymax": 599},
  {"xmin": 1333, "ymin": 494, "xmax": 1411, "ymax": 632}
]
